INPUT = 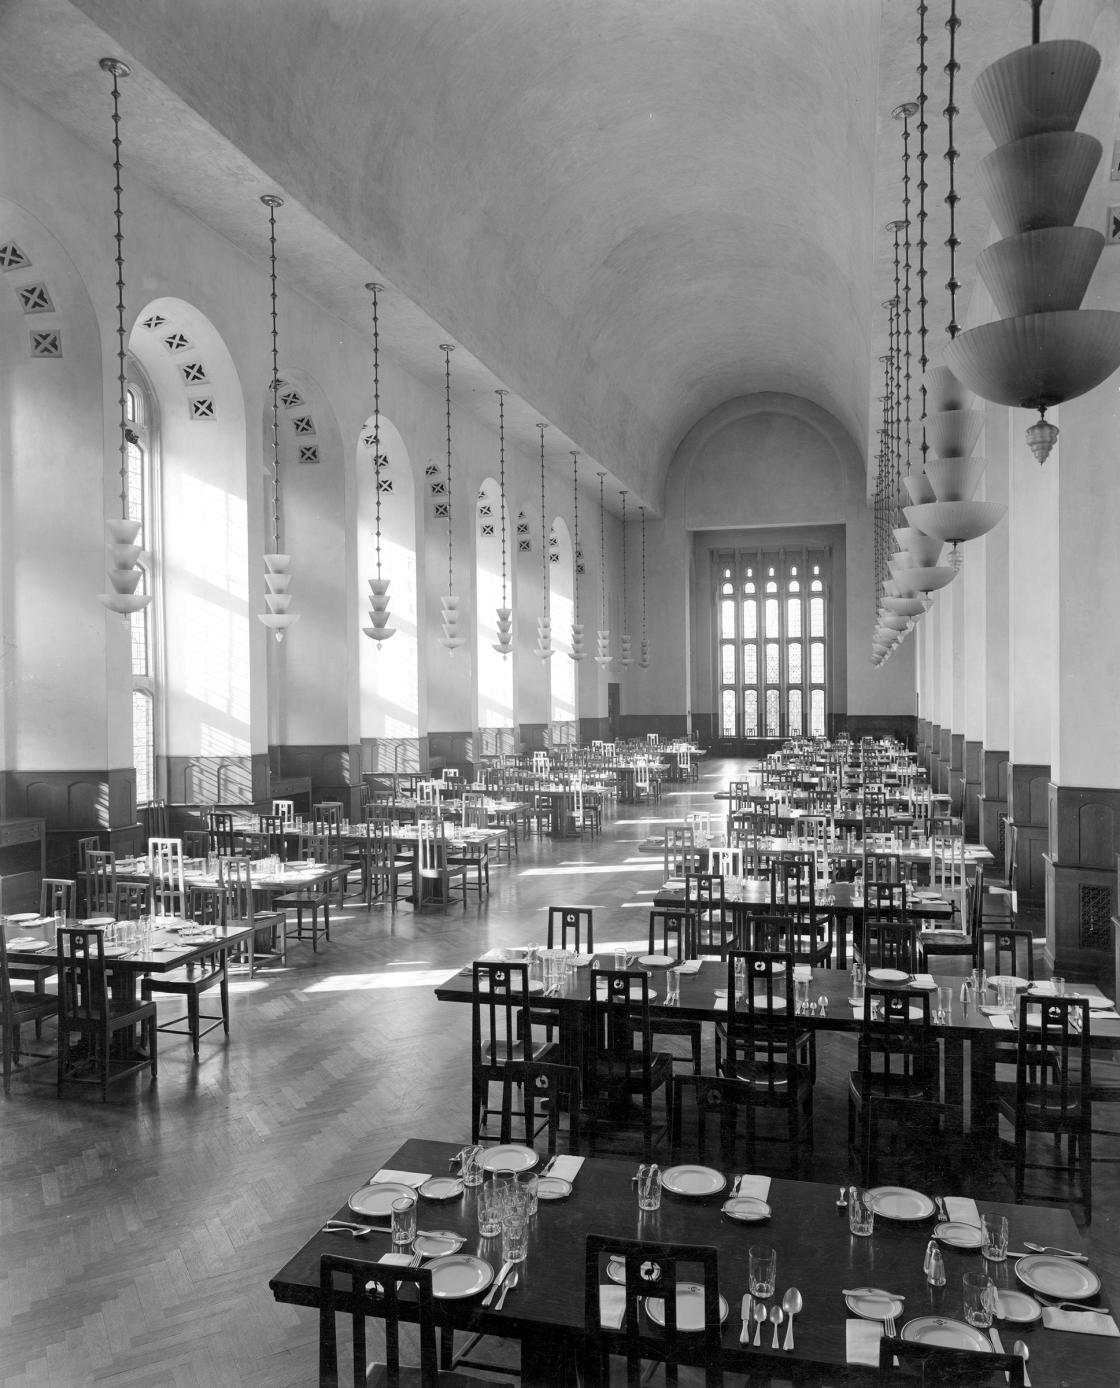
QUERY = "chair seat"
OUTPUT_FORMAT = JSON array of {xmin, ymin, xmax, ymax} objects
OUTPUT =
[
  {"xmin": 367, "ymin": 1365, "xmax": 513, "ymax": 1388},
  {"xmin": 8, "ymin": 992, "xmax": 60, "ymax": 1027},
  {"xmin": 143, "ymin": 962, "xmax": 223, "ymax": 994},
  {"xmin": 997, "ymin": 1080, "xmax": 1086, "ymax": 1124},
  {"xmin": 588, "ymin": 1049, "xmax": 675, "ymax": 1093},
  {"xmin": 848, "ymin": 1070, "xmax": 936, "ymax": 1105},
  {"xmin": 481, "ymin": 1036, "xmax": 555, "ymax": 1065}
]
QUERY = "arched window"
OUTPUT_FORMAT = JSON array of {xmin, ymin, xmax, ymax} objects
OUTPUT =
[
  {"xmin": 126, "ymin": 366, "xmax": 162, "ymax": 803},
  {"xmin": 715, "ymin": 547, "xmax": 830, "ymax": 740}
]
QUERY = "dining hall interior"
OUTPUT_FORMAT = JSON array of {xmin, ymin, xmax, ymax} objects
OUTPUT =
[{"xmin": 3, "ymin": 1, "xmax": 1120, "ymax": 1385}]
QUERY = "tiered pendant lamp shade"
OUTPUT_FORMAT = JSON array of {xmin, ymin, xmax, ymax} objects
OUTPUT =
[
  {"xmin": 534, "ymin": 424, "xmax": 553, "ymax": 660},
  {"xmin": 569, "ymin": 451, "xmax": 585, "ymax": 662},
  {"xmin": 488, "ymin": 385, "xmax": 510, "ymax": 655},
  {"xmin": 97, "ymin": 58, "xmax": 152, "ymax": 617},
  {"xmin": 258, "ymin": 193, "xmax": 299, "ymax": 641},
  {"xmin": 363, "ymin": 282, "xmax": 395, "ymax": 644},
  {"xmin": 594, "ymin": 472, "xmax": 611, "ymax": 669},
  {"xmin": 944, "ymin": 30, "xmax": 1120, "ymax": 463},
  {"xmin": 438, "ymin": 345, "xmax": 465, "ymax": 652}
]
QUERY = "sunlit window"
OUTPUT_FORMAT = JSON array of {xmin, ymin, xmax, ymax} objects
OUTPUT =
[
  {"xmin": 127, "ymin": 366, "xmax": 161, "ymax": 801},
  {"xmin": 715, "ymin": 546, "xmax": 830, "ymax": 739}
]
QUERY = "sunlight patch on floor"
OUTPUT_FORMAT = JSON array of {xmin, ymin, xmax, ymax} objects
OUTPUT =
[
  {"xmin": 518, "ymin": 863, "xmax": 661, "ymax": 877},
  {"xmin": 303, "ymin": 967, "xmax": 458, "ymax": 993}
]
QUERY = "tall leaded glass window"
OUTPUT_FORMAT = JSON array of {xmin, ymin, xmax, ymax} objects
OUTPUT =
[
  {"xmin": 715, "ymin": 547, "xmax": 830, "ymax": 739},
  {"xmin": 126, "ymin": 370, "xmax": 161, "ymax": 804}
]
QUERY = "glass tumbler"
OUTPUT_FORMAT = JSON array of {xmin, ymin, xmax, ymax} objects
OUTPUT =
[
  {"xmin": 848, "ymin": 1188, "xmax": 875, "ymax": 1237},
  {"xmin": 391, "ymin": 1195, "xmax": 417, "ymax": 1249},
  {"xmin": 636, "ymin": 1163, "xmax": 662, "ymax": 1211},
  {"xmin": 501, "ymin": 1206, "xmax": 529, "ymax": 1263},
  {"xmin": 963, "ymin": 1271, "xmax": 996, "ymax": 1328},
  {"xmin": 517, "ymin": 1172, "xmax": 539, "ymax": 1218},
  {"xmin": 980, "ymin": 1213, "xmax": 1008, "ymax": 1262},
  {"xmin": 477, "ymin": 1181, "xmax": 504, "ymax": 1238},
  {"xmin": 748, "ymin": 1245, "xmax": 776, "ymax": 1298}
]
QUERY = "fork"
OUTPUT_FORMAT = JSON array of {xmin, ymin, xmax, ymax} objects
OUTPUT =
[
  {"xmin": 884, "ymin": 1314, "xmax": 897, "ymax": 1338},
  {"xmin": 496, "ymin": 1268, "xmax": 519, "ymax": 1310}
]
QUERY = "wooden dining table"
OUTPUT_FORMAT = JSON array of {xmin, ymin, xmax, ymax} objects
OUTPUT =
[{"xmin": 268, "ymin": 1135, "xmax": 1117, "ymax": 1387}]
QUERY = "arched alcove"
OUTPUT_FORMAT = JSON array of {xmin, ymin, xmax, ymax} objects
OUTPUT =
[
  {"xmin": 474, "ymin": 476, "xmax": 515, "ymax": 748},
  {"xmin": 355, "ymin": 411, "xmax": 419, "ymax": 768}
]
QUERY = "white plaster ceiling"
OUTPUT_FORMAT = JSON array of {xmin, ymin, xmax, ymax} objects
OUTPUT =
[{"xmin": 0, "ymin": 0, "xmax": 1049, "ymax": 512}]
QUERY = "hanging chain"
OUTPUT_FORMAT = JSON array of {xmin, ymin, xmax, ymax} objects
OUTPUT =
[
  {"xmin": 571, "ymin": 450, "xmax": 580, "ymax": 626},
  {"xmin": 496, "ymin": 390, "xmax": 509, "ymax": 607},
  {"xmin": 916, "ymin": 1, "xmax": 930, "ymax": 468},
  {"xmin": 538, "ymin": 424, "xmax": 549, "ymax": 621},
  {"xmin": 441, "ymin": 344, "xmax": 455, "ymax": 596},
  {"xmin": 895, "ymin": 101, "xmax": 917, "ymax": 475},
  {"xmin": 639, "ymin": 505, "xmax": 647, "ymax": 647},
  {"xmin": 367, "ymin": 283, "xmax": 384, "ymax": 579},
  {"xmin": 102, "ymin": 58, "xmax": 131, "ymax": 520},
  {"xmin": 262, "ymin": 193, "xmax": 284, "ymax": 553},
  {"xmin": 598, "ymin": 472, "xmax": 607, "ymax": 628},
  {"xmin": 619, "ymin": 490, "xmax": 628, "ymax": 631},
  {"xmin": 944, "ymin": 0, "xmax": 961, "ymax": 340}
]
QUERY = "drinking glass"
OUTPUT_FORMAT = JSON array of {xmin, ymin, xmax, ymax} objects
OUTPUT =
[
  {"xmin": 457, "ymin": 1144, "xmax": 485, "ymax": 1188},
  {"xmin": 636, "ymin": 1163, "xmax": 662, "ymax": 1211},
  {"xmin": 1052, "ymin": 976, "xmax": 1066, "ymax": 997},
  {"xmin": 502, "ymin": 1207, "xmax": 529, "ymax": 1262},
  {"xmin": 477, "ymin": 1181, "xmax": 504, "ymax": 1238},
  {"xmin": 518, "ymin": 1172, "xmax": 539, "ymax": 1218},
  {"xmin": 391, "ymin": 1195, "xmax": 417, "ymax": 1249},
  {"xmin": 795, "ymin": 979, "xmax": 810, "ymax": 1015},
  {"xmin": 748, "ymin": 1245, "xmax": 776, "ymax": 1298},
  {"xmin": 614, "ymin": 948, "xmax": 629, "ymax": 970},
  {"xmin": 491, "ymin": 1169, "xmax": 519, "ymax": 1214},
  {"xmin": 848, "ymin": 1188, "xmax": 875, "ymax": 1237},
  {"xmin": 963, "ymin": 1271, "xmax": 996, "ymax": 1327},
  {"xmin": 981, "ymin": 1213, "xmax": 1008, "ymax": 1262},
  {"xmin": 997, "ymin": 977, "xmax": 1016, "ymax": 1012},
  {"xmin": 936, "ymin": 985, "xmax": 952, "ymax": 1025},
  {"xmin": 848, "ymin": 963, "xmax": 866, "ymax": 1009}
]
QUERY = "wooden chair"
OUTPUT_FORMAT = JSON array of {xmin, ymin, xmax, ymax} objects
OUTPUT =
[
  {"xmin": 357, "ymin": 821, "xmax": 414, "ymax": 909},
  {"xmin": 142, "ymin": 887, "xmax": 229, "ymax": 1058},
  {"xmin": 40, "ymin": 877, "xmax": 76, "ymax": 921},
  {"xmin": 312, "ymin": 801, "xmax": 344, "ymax": 829},
  {"xmin": 271, "ymin": 799, "xmax": 294, "ymax": 824},
  {"xmin": 977, "ymin": 923, "xmax": 1035, "ymax": 982},
  {"xmin": 1, "ymin": 926, "xmax": 58, "ymax": 1095},
  {"xmin": 997, "ymin": 994, "xmax": 1092, "ymax": 1222},
  {"xmin": 862, "ymin": 919, "xmax": 919, "ymax": 973},
  {"xmin": 447, "ymin": 835, "xmax": 489, "ymax": 903},
  {"xmin": 417, "ymin": 820, "xmax": 468, "ymax": 911},
  {"xmin": 583, "ymin": 1235, "xmax": 722, "ymax": 1388},
  {"xmin": 769, "ymin": 859, "xmax": 833, "ymax": 969},
  {"xmin": 258, "ymin": 814, "xmax": 288, "ymax": 860},
  {"xmin": 663, "ymin": 824, "xmax": 700, "ymax": 881},
  {"xmin": 183, "ymin": 829, "xmax": 209, "ymax": 860},
  {"xmin": 684, "ymin": 871, "xmax": 731, "ymax": 959},
  {"xmin": 114, "ymin": 880, "xmax": 150, "ymax": 920},
  {"xmin": 670, "ymin": 1073, "xmax": 755, "ymax": 1166},
  {"xmin": 499, "ymin": 1058, "xmax": 581, "ymax": 1153},
  {"xmin": 713, "ymin": 949, "xmax": 813, "ymax": 1173},
  {"xmin": 470, "ymin": 961, "xmax": 557, "ymax": 1141},
  {"xmin": 57, "ymin": 927, "xmax": 158, "ymax": 1100},
  {"xmin": 207, "ymin": 811, "xmax": 237, "ymax": 858},
  {"xmin": 547, "ymin": 905, "xmax": 594, "ymax": 953},
  {"xmin": 848, "ymin": 985, "xmax": 942, "ymax": 1186},
  {"xmin": 75, "ymin": 835, "xmax": 101, "ymax": 913},
  {"xmin": 585, "ymin": 969, "xmax": 674, "ymax": 1161},
  {"xmin": 83, "ymin": 850, "xmax": 117, "ymax": 917},
  {"xmin": 643, "ymin": 908, "xmax": 702, "ymax": 1076},
  {"xmin": 879, "ymin": 1336, "xmax": 1024, "ymax": 1386},
  {"xmin": 274, "ymin": 838, "xmax": 333, "ymax": 952},
  {"xmin": 930, "ymin": 830, "xmax": 967, "ymax": 920},
  {"xmin": 149, "ymin": 838, "xmax": 186, "ymax": 918},
  {"xmin": 221, "ymin": 856, "xmax": 285, "ymax": 973},
  {"xmin": 318, "ymin": 1255, "xmax": 500, "ymax": 1388}
]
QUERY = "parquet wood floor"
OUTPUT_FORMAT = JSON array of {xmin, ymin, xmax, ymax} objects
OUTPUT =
[{"xmin": 1, "ymin": 760, "xmax": 1116, "ymax": 1386}]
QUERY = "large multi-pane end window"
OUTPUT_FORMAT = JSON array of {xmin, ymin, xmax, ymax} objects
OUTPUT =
[{"xmin": 716, "ymin": 547, "xmax": 830, "ymax": 739}]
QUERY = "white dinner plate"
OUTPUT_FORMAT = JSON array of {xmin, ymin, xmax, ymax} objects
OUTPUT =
[
  {"xmin": 348, "ymin": 1181, "xmax": 417, "ymax": 1218},
  {"xmin": 988, "ymin": 975, "xmax": 1029, "ymax": 993},
  {"xmin": 721, "ymin": 1195, "xmax": 771, "ymax": 1222},
  {"xmin": 102, "ymin": 944, "xmax": 133, "ymax": 958},
  {"xmin": 82, "ymin": 916, "xmax": 116, "ymax": 926},
  {"xmin": 413, "ymin": 1229, "xmax": 465, "ymax": 1258},
  {"xmin": 427, "ymin": 1254, "xmax": 494, "ymax": 1299},
  {"xmin": 481, "ymin": 1145, "xmax": 539, "ymax": 1173},
  {"xmin": 606, "ymin": 1257, "xmax": 627, "ymax": 1285},
  {"xmin": 660, "ymin": 1165, "xmax": 726, "ymax": 1198},
  {"xmin": 7, "ymin": 938, "xmax": 49, "ymax": 951},
  {"xmin": 867, "ymin": 1187, "xmax": 936, "ymax": 1221},
  {"xmin": 418, "ymin": 1176, "xmax": 463, "ymax": 1200},
  {"xmin": 644, "ymin": 1286, "xmax": 728, "ymax": 1331},
  {"xmin": 845, "ymin": 1288, "xmax": 904, "ymax": 1322},
  {"xmin": 527, "ymin": 980, "xmax": 546, "ymax": 994},
  {"xmin": 1015, "ymin": 1254, "xmax": 1100, "ymax": 1301},
  {"xmin": 638, "ymin": 954, "xmax": 674, "ymax": 968},
  {"xmin": 900, "ymin": 1316, "xmax": 992, "ymax": 1352},
  {"xmin": 868, "ymin": 968, "xmax": 910, "ymax": 985},
  {"xmin": 994, "ymin": 1289, "xmax": 1042, "ymax": 1324},
  {"xmin": 535, "ymin": 1176, "xmax": 573, "ymax": 1201},
  {"xmin": 932, "ymin": 1220, "xmax": 983, "ymax": 1249},
  {"xmin": 5, "ymin": 913, "xmax": 39, "ymax": 923}
]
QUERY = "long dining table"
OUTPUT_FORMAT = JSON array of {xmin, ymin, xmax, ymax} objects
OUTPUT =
[{"xmin": 268, "ymin": 1135, "xmax": 1117, "ymax": 1387}]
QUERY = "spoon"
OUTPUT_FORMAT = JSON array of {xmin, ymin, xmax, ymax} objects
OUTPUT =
[
  {"xmin": 322, "ymin": 1222, "xmax": 372, "ymax": 1238},
  {"xmin": 1023, "ymin": 1241, "xmax": 1088, "ymax": 1261},
  {"xmin": 752, "ymin": 1301, "xmax": 767, "ymax": 1346},
  {"xmin": 769, "ymin": 1304, "xmax": 784, "ymax": 1348},
  {"xmin": 782, "ymin": 1287, "xmax": 802, "ymax": 1350},
  {"xmin": 1013, "ymin": 1339, "xmax": 1031, "ymax": 1387}
]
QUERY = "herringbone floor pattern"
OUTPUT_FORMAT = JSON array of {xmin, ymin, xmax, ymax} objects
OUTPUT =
[{"xmin": 1, "ymin": 761, "xmax": 1116, "ymax": 1386}]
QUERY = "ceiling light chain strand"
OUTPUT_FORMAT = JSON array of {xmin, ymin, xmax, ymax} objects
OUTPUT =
[
  {"xmin": 944, "ymin": 0, "xmax": 962, "ymax": 340},
  {"xmin": 619, "ymin": 490, "xmax": 632, "ymax": 666},
  {"xmin": 638, "ymin": 504, "xmax": 649, "ymax": 669},
  {"xmin": 897, "ymin": 102, "xmax": 917, "ymax": 473},
  {"xmin": 491, "ymin": 389, "xmax": 513, "ymax": 656},
  {"xmin": 916, "ymin": 0, "xmax": 930, "ymax": 466},
  {"xmin": 363, "ymin": 281, "xmax": 395, "ymax": 643},
  {"xmin": 595, "ymin": 471, "xmax": 611, "ymax": 668},
  {"xmin": 438, "ymin": 344, "xmax": 464, "ymax": 652},
  {"xmin": 890, "ymin": 215, "xmax": 906, "ymax": 523},
  {"xmin": 569, "ymin": 450, "xmax": 585, "ymax": 661},
  {"xmin": 534, "ymin": 423, "xmax": 553, "ymax": 659},
  {"xmin": 97, "ymin": 57, "xmax": 152, "ymax": 616}
]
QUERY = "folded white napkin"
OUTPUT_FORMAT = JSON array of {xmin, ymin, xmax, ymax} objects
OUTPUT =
[
  {"xmin": 987, "ymin": 1014, "xmax": 1015, "ymax": 1030},
  {"xmin": 599, "ymin": 1285, "xmax": 626, "ymax": 1329},
  {"xmin": 369, "ymin": 1168, "xmax": 430, "ymax": 1187},
  {"xmin": 911, "ymin": 973, "xmax": 937, "ymax": 990},
  {"xmin": 378, "ymin": 1252, "xmax": 417, "ymax": 1267},
  {"xmin": 548, "ymin": 1155, "xmax": 584, "ymax": 1183},
  {"xmin": 1041, "ymin": 1307, "xmax": 1120, "ymax": 1337},
  {"xmin": 1093, "ymin": 1011, "xmax": 1120, "ymax": 1022},
  {"xmin": 1029, "ymin": 981, "xmax": 1056, "ymax": 995},
  {"xmin": 675, "ymin": 959, "xmax": 703, "ymax": 974},
  {"xmin": 713, "ymin": 997, "xmax": 728, "ymax": 1011},
  {"xmin": 943, "ymin": 1196, "xmax": 980, "ymax": 1226},
  {"xmin": 846, "ymin": 1318, "xmax": 883, "ymax": 1366},
  {"xmin": 736, "ymin": 1173, "xmax": 771, "ymax": 1200}
]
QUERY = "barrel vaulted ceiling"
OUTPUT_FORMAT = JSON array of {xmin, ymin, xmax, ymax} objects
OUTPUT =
[{"xmin": 2, "ymin": 0, "xmax": 1056, "ymax": 512}]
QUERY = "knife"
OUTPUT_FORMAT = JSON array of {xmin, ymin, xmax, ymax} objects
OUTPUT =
[
  {"xmin": 483, "ymin": 1260, "xmax": 514, "ymax": 1307},
  {"xmin": 739, "ymin": 1293, "xmax": 753, "ymax": 1344}
]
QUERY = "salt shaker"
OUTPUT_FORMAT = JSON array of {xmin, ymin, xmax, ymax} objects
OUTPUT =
[{"xmin": 925, "ymin": 1243, "xmax": 946, "ymax": 1287}]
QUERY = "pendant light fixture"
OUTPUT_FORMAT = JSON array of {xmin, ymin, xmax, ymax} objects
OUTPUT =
[
  {"xmin": 618, "ymin": 490, "xmax": 633, "ymax": 667},
  {"xmin": 362, "ymin": 282, "xmax": 395, "ymax": 644},
  {"xmin": 638, "ymin": 504, "xmax": 650, "ymax": 669},
  {"xmin": 492, "ymin": 389, "xmax": 513, "ymax": 656},
  {"xmin": 569, "ymin": 450, "xmax": 585, "ymax": 662},
  {"xmin": 534, "ymin": 423, "xmax": 553, "ymax": 660},
  {"xmin": 594, "ymin": 472, "xmax": 611, "ymax": 669},
  {"xmin": 97, "ymin": 57, "xmax": 151, "ymax": 617},
  {"xmin": 258, "ymin": 193, "xmax": 299, "ymax": 641},
  {"xmin": 438, "ymin": 344, "xmax": 465, "ymax": 652}
]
